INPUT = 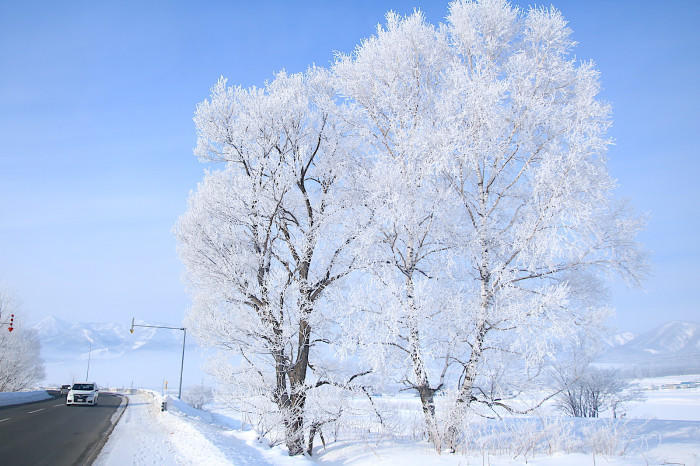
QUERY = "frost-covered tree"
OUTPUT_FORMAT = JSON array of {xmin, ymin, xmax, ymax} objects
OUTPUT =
[
  {"xmin": 176, "ymin": 68, "xmax": 367, "ymax": 455},
  {"xmin": 334, "ymin": 0, "xmax": 645, "ymax": 452},
  {"xmin": 0, "ymin": 290, "xmax": 11, "ymax": 320},
  {"xmin": 0, "ymin": 328, "xmax": 44, "ymax": 392},
  {"xmin": 439, "ymin": 0, "xmax": 645, "ymax": 447},
  {"xmin": 0, "ymin": 294, "xmax": 44, "ymax": 392},
  {"xmin": 333, "ymin": 12, "xmax": 457, "ymax": 450},
  {"xmin": 178, "ymin": 0, "xmax": 645, "ymax": 454}
]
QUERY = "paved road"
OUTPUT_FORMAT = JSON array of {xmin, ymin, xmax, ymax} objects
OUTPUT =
[{"xmin": 0, "ymin": 392, "xmax": 123, "ymax": 465}]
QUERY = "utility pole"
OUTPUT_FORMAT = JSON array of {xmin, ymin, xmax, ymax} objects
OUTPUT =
[
  {"xmin": 130, "ymin": 318, "xmax": 187, "ymax": 399},
  {"xmin": 86, "ymin": 341, "xmax": 92, "ymax": 380}
]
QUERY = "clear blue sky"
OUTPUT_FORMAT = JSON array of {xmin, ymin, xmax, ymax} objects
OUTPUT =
[{"xmin": 1, "ymin": 0, "xmax": 698, "ymax": 334}]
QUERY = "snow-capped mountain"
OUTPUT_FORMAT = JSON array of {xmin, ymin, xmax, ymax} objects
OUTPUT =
[
  {"xmin": 33, "ymin": 316, "xmax": 206, "ymax": 388},
  {"xmin": 603, "ymin": 331, "xmax": 637, "ymax": 348},
  {"xmin": 33, "ymin": 316, "xmax": 185, "ymax": 360},
  {"xmin": 623, "ymin": 321, "xmax": 700, "ymax": 354},
  {"xmin": 598, "ymin": 321, "xmax": 700, "ymax": 376}
]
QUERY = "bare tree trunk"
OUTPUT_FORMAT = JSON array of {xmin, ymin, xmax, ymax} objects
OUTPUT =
[
  {"xmin": 284, "ymin": 312, "xmax": 312, "ymax": 456},
  {"xmin": 445, "ymin": 227, "xmax": 491, "ymax": 452},
  {"xmin": 417, "ymin": 385, "xmax": 439, "ymax": 450},
  {"xmin": 306, "ymin": 421, "xmax": 327, "ymax": 455},
  {"xmin": 405, "ymin": 274, "xmax": 441, "ymax": 451},
  {"xmin": 444, "ymin": 319, "xmax": 487, "ymax": 452},
  {"xmin": 443, "ymin": 179, "xmax": 495, "ymax": 452},
  {"xmin": 284, "ymin": 387, "xmax": 307, "ymax": 456},
  {"xmin": 268, "ymin": 323, "xmax": 309, "ymax": 457}
]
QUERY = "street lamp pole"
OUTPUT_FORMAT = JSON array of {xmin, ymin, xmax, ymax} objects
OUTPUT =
[
  {"xmin": 179, "ymin": 328, "xmax": 186, "ymax": 401},
  {"xmin": 130, "ymin": 318, "xmax": 186, "ymax": 399}
]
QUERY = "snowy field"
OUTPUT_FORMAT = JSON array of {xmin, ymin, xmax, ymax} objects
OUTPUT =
[{"xmin": 95, "ymin": 376, "xmax": 700, "ymax": 466}]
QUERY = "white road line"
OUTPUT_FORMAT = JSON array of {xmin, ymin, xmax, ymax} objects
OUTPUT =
[
  {"xmin": 27, "ymin": 408, "xmax": 44, "ymax": 414},
  {"xmin": 0, "ymin": 418, "xmax": 9, "ymax": 423},
  {"xmin": 53, "ymin": 404, "xmax": 64, "ymax": 407}
]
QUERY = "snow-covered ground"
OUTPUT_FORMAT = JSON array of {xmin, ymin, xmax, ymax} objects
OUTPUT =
[
  {"xmin": 0, "ymin": 390, "xmax": 51, "ymax": 407},
  {"xmin": 96, "ymin": 378, "xmax": 700, "ymax": 465},
  {"xmin": 96, "ymin": 391, "xmax": 309, "ymax": 466}
]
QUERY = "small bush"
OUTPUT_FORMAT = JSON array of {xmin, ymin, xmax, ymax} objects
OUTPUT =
[{"xmin": 183, "ymin": 385, "xmax": 214, "ymax": 409}]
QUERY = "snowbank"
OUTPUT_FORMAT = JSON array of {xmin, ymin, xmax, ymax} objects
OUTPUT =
[
  {"xmin": 96, "ymin": 391, "xmax": 306, "ymax": 465},
  {"xmin": 164, "ymin": 395, "xmax": 310, "ymax": 465},
  {"xmin": 96, "ymin": 382, "xmax": 700, "ymax": 466},
  {"xmin": 95, "ymin": 391, "xmax": 198, "ymax": 466},
  {"xmin": 0, "ymin": 390, "xmax": 51, "ymax": 407}
]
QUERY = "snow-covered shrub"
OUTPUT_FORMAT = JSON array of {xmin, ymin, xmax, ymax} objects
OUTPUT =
[
  {"xmin": 183, "ymin": 385, "xmax": 213, "ymax": 409},
  {"xmin": 555, "ymin": 364, "xmax": 644, "ymax": 418},
  {"xmin": 582, "ymin": 418, "xmax": 635, "ymax": 456}
]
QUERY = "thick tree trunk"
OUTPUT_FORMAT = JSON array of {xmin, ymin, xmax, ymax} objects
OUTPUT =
[
  {"xmin": 284, "ymin": 389, "xmax": 307, "ymax": 456},
  {"xmin": 269, "ymin": 328, "xmax": 310, "ymax": 456},
  {"xmin": 284, "ymin": 315, "xmax": 312, "ymax": 456}
]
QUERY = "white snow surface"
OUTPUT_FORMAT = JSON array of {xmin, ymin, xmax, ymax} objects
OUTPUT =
[
  {"xmin": 96, "ymin": 391, "xmax": 309, "ymax": 466},
  {"xmin": 97, "ymin": 382, "xmax": 700, "ymax": 466},
  {"xmin": 0, "ymin": 390, "xmax": 51, "ymax": 406}
]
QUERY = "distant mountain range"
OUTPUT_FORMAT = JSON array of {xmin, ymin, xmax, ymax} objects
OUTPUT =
[
  {"xmin": 32, "ymin": 316, "xmax": 204, "ymax": 388},
  {"xmin": 598, "ymin": 321, "xmax": 700, "ymax": 377},
  {"xmin": 31, "ymin": 316, "xmax": 699, "ymax": 384},
  {"xmin": 33, "ymin": 316, "xmax": 186, "ymax": 361},
  {"xmin": 603, "ymin": 331, "xmax": 636, "ymax": 348}
]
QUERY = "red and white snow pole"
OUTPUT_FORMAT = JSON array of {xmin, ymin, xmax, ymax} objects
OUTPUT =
[{"xmin": 0, "ymin": 313, "xmax": 14, "ymax": 332}]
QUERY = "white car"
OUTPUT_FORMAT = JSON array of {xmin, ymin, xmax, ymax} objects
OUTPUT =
[{"xmin": 66, "ymin": 382, "xmax": 99, "ymax": 406}]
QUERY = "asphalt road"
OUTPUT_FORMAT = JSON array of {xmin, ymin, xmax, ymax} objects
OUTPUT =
[{"xmin": 0, "ymin": 392, "xmax": 123, "ymax": 466}]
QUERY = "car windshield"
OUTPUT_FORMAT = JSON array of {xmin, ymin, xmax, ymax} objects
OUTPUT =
[{"xmin": 72, "ymin": 384, "xmax": 94, "ymax": 391}]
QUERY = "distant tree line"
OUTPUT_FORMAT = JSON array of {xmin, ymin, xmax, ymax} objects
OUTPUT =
[{"xmin": 0, "ymin": 290, "xmax": 45, "ymax": 392}]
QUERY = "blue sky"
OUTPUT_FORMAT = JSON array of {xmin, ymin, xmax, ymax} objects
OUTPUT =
[{"xmin": 1, "ymin": 0, "xmax": 698, "ymax": 335}]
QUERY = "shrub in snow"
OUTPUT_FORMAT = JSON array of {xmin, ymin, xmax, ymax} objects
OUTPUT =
[
  {"xmin": 183, "ymin": 385, "xmax": 213, "ymax": 409},
  {"xmin": 582, "ymin": 418, "xmax": 635, "ymax": 456},
  {"xmin": 554, "ymin": 362, "xmax": 644, "ymax": 418}
]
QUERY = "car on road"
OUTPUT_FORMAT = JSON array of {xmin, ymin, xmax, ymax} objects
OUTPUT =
[
  {"xmin": 60, "ymin": 384, "xmax": 71, "ymax": 396},
  {"xmin": 66, "ymin": 382, "xmax": 99, "ymax": 406}
]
